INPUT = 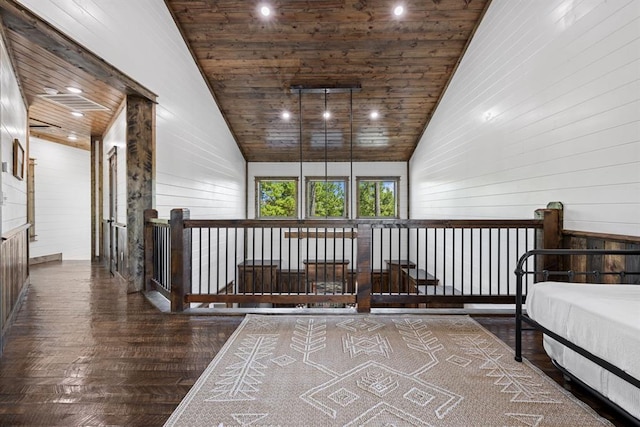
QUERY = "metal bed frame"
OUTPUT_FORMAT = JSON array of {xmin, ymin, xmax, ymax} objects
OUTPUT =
[{"xmin": 514, "ymin": 249, "xmax": 640, "ymax": 426}]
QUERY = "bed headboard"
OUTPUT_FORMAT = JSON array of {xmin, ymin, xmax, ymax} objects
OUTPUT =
[{"xmin": 515, "ymin": 248, "xmax": 640, "ymax": 286}]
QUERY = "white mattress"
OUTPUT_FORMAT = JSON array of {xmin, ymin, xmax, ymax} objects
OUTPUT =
[{"xmin": 526, "ymin": 281, "xmax": 640, "ymax": 420}]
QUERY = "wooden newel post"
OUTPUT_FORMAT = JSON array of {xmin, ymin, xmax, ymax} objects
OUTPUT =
[
  {"xmin": 534, "ymin": 207, "xmax": 562, "ymax": 279},
  {"xmin": 170, "ymin": 208, "xmax": 191, "ymax": 312},
  {"xmin": 356, "ymin": 223, "xmax": 372, "ymax": 313},
  {"xmin": 143, "ymin": 209, "xmax": 158, "ymax": 292}
]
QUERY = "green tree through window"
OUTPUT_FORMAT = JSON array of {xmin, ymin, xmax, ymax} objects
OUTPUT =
[
  {"xmin": 357, "ymin": 178, "xmax": 398, "ymax": 218},
  {"xmin": 306, "ymin": 178, "xmax": 348, "ymax": 218},
  {"xmin": 257, "ymin": 178, "xmax": 297, "ymax": 218}
]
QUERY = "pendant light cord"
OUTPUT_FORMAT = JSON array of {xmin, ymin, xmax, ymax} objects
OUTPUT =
[{"xmin": 298, "ymin": 89, "xmax": 303, "ymax": 219}]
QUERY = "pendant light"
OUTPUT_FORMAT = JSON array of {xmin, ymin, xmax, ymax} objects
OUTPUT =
[{"xmin": 291, "ymin": 84, "xmax": 361, "ymax": 219}]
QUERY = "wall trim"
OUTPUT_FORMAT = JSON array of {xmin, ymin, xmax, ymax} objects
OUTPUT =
[
  {"xmin": 563, "ymin": 229, "xmax": 640, "ymax": 245},
  {"xmin": 29, "ymin": 252, "xmax": 62, "ymax": 265},
  {"xmin": 0, "ymin": 275, "xmax": 29, "ymax": 355}
]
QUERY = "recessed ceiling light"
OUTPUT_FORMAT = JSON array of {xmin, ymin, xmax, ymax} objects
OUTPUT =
[
  {"xmin": 71, "ymin": 111, "xmax": 84, "ymax": 117},
  {"xmin": 323, "ymin": 111, "xmax": 331, "ymax": 120},
  {"xmin": 43, "ymin": 87, "xmax": 58, "ymax": 95},
  {"xmin": 393, "ymin": 5, "xmax": 405, "ymax": 16},
  {"xmin": 370, "ymin": 111, "xmax": 379, "ymax": 119},
  {"xmin": 68, "ymin": 135, "xmax": 78, "ymax": 141},
  {"xmin": 282, "ymin": 111, "xmax": 290, "ymax": 120},
  {"xmin": 66, "ymin": 86, "xmax": 83, "ymax": 94},
  {"xmin": 260, "ymin": 5, "xmax": 271, "ymax": 17}
]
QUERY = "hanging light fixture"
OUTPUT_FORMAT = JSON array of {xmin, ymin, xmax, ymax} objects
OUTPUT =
[
  {"xmin": 350, "ymin": 88, "xmax": 353, "ymax": 215},
  {"xmin": 324, "ymin": 88, "xmax": 328, "ymax": 191},
  {"xmin": 291, "ymin": 84, "xmax": 361, "ymax": 219},
  {"xmin": 297, "ymin": 88, "xmax": 303, "ymax": 219}
]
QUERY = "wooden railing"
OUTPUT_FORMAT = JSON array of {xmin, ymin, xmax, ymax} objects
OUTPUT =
[
  {"xmin": 1, "ymin": 224, "xmax": 30, "ymax": 353},
  {"xmin": 144, "ymin": 209, "xmax": 564, "ymax": 312},
  {"xmin": 144, "ymin": 210, "xmax": 171, "ymax": 298}
]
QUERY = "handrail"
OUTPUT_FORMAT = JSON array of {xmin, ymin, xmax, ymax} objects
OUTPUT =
[
  {"xmin": 184, "ymin": 218, "xmax": 543, "ymax": 229},
  {"xmin": 147, "ymin": 218, "xmax": 169, "ymax": 225},
  {"xmin": 2, "ymin": 223, "xmax": 31, "ymax": 241},
  {"xmin": 563, "ymin": 229, "xmax": 640, "ymax": 245}
]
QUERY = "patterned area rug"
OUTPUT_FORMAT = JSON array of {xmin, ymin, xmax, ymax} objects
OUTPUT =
[{"xmin": 165, "ymin": 314, "xmax": 611, "ymax": 427}]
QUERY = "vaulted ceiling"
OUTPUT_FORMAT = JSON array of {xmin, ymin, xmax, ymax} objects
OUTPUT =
[
  {"xmin": 0, "ymin": 0, "xmax": 489, "ymax": 161},
  {"xmin": 165, "ymin": 0, "xmax": 490, "ymax": 162}
]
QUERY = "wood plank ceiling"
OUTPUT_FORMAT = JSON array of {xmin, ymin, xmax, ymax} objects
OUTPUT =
[
  {"xmin": 166, "ymin": 0, "xmax": 490, "ymax": 162},
  {"xmin": 0, "ymin": 0, "xmax": 155, "ymax": 151}
]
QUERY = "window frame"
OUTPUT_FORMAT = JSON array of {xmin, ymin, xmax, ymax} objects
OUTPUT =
[
  {"xmin": 305, "ymin": 176, "xmax": 349, "ymax": 219},
  {"xmin": 356, "ymin": 177, "xmax": 400, "ymax": 219},
  {"xmin": 255, "ymin": 176, "xmax": 299, "ymax": 219}
]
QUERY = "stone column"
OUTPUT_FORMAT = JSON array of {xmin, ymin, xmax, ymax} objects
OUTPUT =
[{"xmin": 126, "ymin": 95, "xmax": 155, "ymax": 293}]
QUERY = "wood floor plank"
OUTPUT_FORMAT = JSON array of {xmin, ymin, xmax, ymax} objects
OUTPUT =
[{"xmin": 0, "ymin": 261, "xmax": 629, "ymax": 426}]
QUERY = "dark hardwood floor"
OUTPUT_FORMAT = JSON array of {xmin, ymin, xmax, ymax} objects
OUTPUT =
[{"xmin": 0, "ymin": 261, "xmax": 629, "ymax": 426}]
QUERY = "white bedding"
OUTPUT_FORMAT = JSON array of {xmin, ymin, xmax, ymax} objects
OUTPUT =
[{"xmin": 526, "ymin": 281, "xmax": 640, "ymax": 420}]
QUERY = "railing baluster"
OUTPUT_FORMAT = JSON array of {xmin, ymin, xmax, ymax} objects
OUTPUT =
[
  {"xmin": 434, "ymin": 227, "xmax": 438, "ymax": 296},
  {"xmin": 451, "ymin": 228, "xmax": 456, "ymax": 296},
  {"xmin": 225, "ymin": 227, "xmax": 229, "ymax": 294},
  {"xmin": 470, "ymin": 228, "xmax": 474, "ymax": 294},
  {"xmin": 490, "ymin": 228, "xmax": 494, "ymax": 296},
  {"xmin": 461, "ymin": 228, "xmax": 465, "ymax": 296},
  {"xmin": 233, "ymin": 227, "xmax": 238, "ymax": 295},
  {"xmin": 497, "ymin": 228, "xmax": 501, "ymax": 296}
]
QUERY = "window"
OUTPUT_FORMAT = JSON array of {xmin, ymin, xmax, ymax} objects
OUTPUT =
[
  {"xmin": 256, "ymin": 177, "xmax": 298, "ymax": 218},
  {"xmin": 305, "ymin": 177, "xmax": 348, "ymax": 218},
  {"xmin": 357, "ymin": 177, "xmax": 399, "ymax": 218}
]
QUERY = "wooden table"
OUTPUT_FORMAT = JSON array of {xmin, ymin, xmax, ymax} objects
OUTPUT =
[
  {"xmin": 237, "ymin": 260, "xmax": 280, "ymax": 293},
  {"xmin": 303, "ymin": 259, "xmax": 349, "ymax": 293}
]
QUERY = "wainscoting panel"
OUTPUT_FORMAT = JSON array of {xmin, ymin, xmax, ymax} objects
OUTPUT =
[
  {"xmin": 0, "ymin": 225, "xmax": 29, "ymax": 353},
  {"xmin": 562, "ymin": 229, "xmax": 640, "ymax": 284}
]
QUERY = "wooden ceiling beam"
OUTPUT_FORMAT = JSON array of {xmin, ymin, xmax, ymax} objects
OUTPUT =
[{"xmin": 0, "ymin": 0, "xmax": 156, "ymax": 101}]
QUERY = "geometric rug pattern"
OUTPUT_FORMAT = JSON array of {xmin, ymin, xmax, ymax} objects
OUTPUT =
[{"xmin": 164, "ymin": 314, "xmax": 612, "ymax": 426}]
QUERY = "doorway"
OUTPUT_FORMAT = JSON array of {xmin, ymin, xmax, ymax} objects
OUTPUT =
[{"xmin": 107, "ymin": 147, "xmax": 118, "ymax": 276}]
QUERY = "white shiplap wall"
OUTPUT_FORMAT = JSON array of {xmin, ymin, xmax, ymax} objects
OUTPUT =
[
  {"xmin": 17, "ymin": 0, "xmax": 246, "ymax": 220},
  {"xmin": 247, "ymin": 162, "xmax": 408, "ymax": 219},
  {"xmin": 29, "ymin": 138, "xmax": 91, "ymax": 260},
  {"xmin": 410, "ymin": 0, "xmax": 640, "ymax": 236},
  {"xmin": 0, "ymin": 34, "xmax": 27, "ymax": 234}
]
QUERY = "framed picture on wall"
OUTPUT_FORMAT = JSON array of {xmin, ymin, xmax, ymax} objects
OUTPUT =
[{"xmin": 13, "ymin": 138, "xmax": 24, "ymax": 180}]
